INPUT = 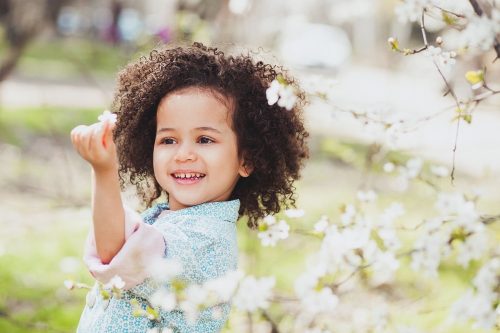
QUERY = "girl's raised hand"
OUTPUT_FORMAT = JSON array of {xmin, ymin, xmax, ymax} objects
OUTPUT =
[{"xmin": 70, "ymin": 116, "xmax": 118, "ymax": 173}]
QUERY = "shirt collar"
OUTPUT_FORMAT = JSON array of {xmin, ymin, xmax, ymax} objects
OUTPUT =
[{"xmin": 155, "ymin": 200, "xmax": 240, "ymax": 223}]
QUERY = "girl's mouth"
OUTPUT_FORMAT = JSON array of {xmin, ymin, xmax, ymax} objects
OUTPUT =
[{"xmin": 171, "ymin": 172, "xmax": 206, "ymax": 184}]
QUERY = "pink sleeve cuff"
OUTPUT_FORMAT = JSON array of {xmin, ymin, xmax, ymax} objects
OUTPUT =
[{"xmin": 83, "ymin": 206, "xmax": 165, "ymax": 289}]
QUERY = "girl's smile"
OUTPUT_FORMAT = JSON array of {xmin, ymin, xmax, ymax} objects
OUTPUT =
[
  {"xmin": 153, "ymin": 87, "xmax": 250, "ymax": 211},
  {"xmin": 171, "ymin": 170, "xmax": 206, "ymax": 185}
]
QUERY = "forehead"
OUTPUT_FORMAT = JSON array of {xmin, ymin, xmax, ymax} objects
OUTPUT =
[{"xmin": 156, "ymin": 87, "xmax": 233, "ymax": 126}]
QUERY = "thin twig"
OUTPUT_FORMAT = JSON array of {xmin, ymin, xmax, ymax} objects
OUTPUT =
[
  {"xmin": 261, "ymin": 310, "xmax": 280, "ymax": 333},
  {"xmin": 481, "ymin": 214, "xmax": 500, "ymax": 225},
  {"xmin": 468, "ymin": 0, "xmax": 500, "ymax": 60},
  {"xmin": 421, "ymin": 9, "xmax": 429, "ymax": 47},
  {"xmin": 432, "ymin": 62, "xmax": 461, "ymax": 183}
]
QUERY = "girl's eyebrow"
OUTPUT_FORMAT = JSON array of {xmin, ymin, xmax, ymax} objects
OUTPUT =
[{"xmin": 156, "ymin": 127, "xmax": 222, "ymax": 134}]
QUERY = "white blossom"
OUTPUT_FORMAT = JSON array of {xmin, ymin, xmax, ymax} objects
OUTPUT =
[
  {"xmin": 430, "ymin": 0, "xmax": 473, "ymax": 17},
  {"xmin": 179, "ymin": 284, "xmax": 207, "ymax": 324},
  {"xmin": 411, "ymin": 230, "xmax": 449, "ymax": 277},
  {"xmin": 150, "ymin": 288, "xmax": 176, "ymax": 312},
  {"xmin": 104, "ymin": 275, "xmax": 125, "ymax": 290},
  {"xmin": 233, "ymin": 276, "xmax": 275, "ymax": 312},
  {"xmin": 424, "ymin": 42, "xmax": 456, "ymax": 67},
  {"xmin": 266, "ymin": 80, "xmax": 280, "ymax": 105},
  {"xmin": 430, "ymin": 165, "xmax": 448, "ymax": 177},
  {"xmin": 395, "ymin": 0, "xmax": 432, "ymax": 23},
  {"xmin": 357, "ymin": 190, "xmax": 378, "ymax": 203},
  {"xmin": 340, "ymin": 204, "xmax": 356, "ymax": 225},
  {"xmin": 285, "ymin": 208, "xmax": 305, "ymax": 218},
  {"xmin": 64, "ymin": 279, "xmax": 75, "ymax": 290},
  {"xmin": 460, "ymin": 15, "xmax": 498, "ymax": 51},
  {"xmin": 97, "ymin": 110, "xmax": 117, "ymax": 123},
  {"xmin": 314, "ymin": 215, "xmax": 330, "ymax": 233},
  {"xmin": 383, "ymin": 162, "xmax": 395, "ymax": 173},
  {"xmin": 299, "ymin": 287, "xmax": 339, "ymax": 318},
  {"xmin": 379, "ymin": 202, "xmax": 405, "ymax": 227},
  {"xmin": 147, "ymin": 257, "xmax": 183, "ymax": 282},
  {"xmin": 371, "ymin": 251, "xmax": 400, "ymax": 286},
  {"xmin": 266, "ymin": 79, "xmax": 298, "ymax": 110},
  {"xmin": 456, "ymin": 231, "xmax": 488, "ymax": 268},
  {"xmin": 258, "ymin": 217, "xmax": 290, "ymax": 247},
  {"xmin": 301, "ymin": 74, "xmax": 337, "ymax": 100},
  {"xmin": 403, "ymin": 157, "xmax": 423, "ymax": 179},
  {"xmin": 203, "ymin": 270, "xmax": 244, "ymax": 302},
  {"xmin": 228, "ymin": 0, "xmax": 251, "ymax": 15}
]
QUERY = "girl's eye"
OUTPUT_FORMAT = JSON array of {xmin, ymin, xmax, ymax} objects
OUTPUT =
[
  {"xmin": 160, "ymin": 138, "xmax": 176, "ymax": 144},
  {"xmin": 198, "ymin": 136, "xmax": 214, "ymax": 144}
]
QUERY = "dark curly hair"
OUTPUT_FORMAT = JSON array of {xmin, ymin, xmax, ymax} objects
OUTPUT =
[{"xmin": 112, "ymin": 42, "xmax": 309, "ymax": 227}]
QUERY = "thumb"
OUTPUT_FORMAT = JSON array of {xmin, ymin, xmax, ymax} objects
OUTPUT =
[{"xmin": 101, "ymin": 121, "xmax": 116, "ymax": 149}]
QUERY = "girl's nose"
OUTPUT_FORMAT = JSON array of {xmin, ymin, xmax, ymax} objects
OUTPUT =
[{"xmin": 174, "ymin": 142, "xmax": 197, "ymax": 162}]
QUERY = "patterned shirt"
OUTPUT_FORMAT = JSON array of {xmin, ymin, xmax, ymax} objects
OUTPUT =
[{"xmin": 77, "ymin": 200, "xmax": 239, "ymax": 333}]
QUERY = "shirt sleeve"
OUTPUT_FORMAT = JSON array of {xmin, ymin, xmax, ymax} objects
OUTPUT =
[{"xmin": 83, "ymin": 205, "xmax": 166, "ymax": 289}]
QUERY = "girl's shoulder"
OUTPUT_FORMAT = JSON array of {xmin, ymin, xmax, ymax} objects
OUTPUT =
[{"xmin": 140, "ymin": 202, "xmax": 168, "ymax": 225}]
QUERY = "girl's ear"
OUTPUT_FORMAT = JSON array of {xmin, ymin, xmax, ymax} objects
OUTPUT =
[{"xmin": 238, "ymin": 158, "xmax": 253, "ymax": 177}]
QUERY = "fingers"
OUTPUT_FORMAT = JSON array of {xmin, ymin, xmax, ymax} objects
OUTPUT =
[
  {"xmin": 70, "ymin": 123, "xmax": 105, "ymax": 157},
  {"xmin": 101, "ymin": 120, "xmax": 116, "ymax": 149}
]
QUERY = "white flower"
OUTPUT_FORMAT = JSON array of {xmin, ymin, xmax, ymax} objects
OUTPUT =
[
  {"xmin": 314, "ymin": 215, "xmax": 329, "ymax": 233},
  {"xmin": 371, "ymin": 251, "xmax": 400, "ymax": 286},
  {"xmin": 383, "ymin": 162, "xmax": 395, "ymax": 173},
  {"xmin": 411, "ymin": 231, "xmax": 449, "ymax": 277},
  {"xmin": 258, "ymin": 218, "xmax": 290, "ymax": 247},
  {"xmin": 266, "ymin": 79, "xmax": 298, "ymax": 111},
  {"xmin": 378, "ymin": 227, "xmax": 401, "ymax": 251},
  {"xmin": 430, "ymin": 165, "xmax": 448, "ymax": 177},
  {"xmin": 277, "ymin": 85, "xmax": 298, "ymax": 110},
  {"xmin": 233, "ymin": 276, "xmax": 275, "ymax": 312},
  {"xmin": 456, "ymin": 231, "xmax": 488, "ymax": 268},
  {"xmin": 340, "ymin": 204, "xmax": 356, "ymax": 225},
  {"xmin": 203, "ymin": 270, "xmax": 244, "ymax": 302},
  {"xmin": 228, "ymin": 0, "xmax": 251, "ymax": 15},
  {"xmin": 147, "ymin": 257, "xmax": 183, "ymax": 282},
  {"xmin": 301, "ymin": 74, "xmax": 337, "ymax": 100},
  {"xmin": 473, "ymin": 258, "xmax": 500, "ymax": 292},
  {"xmin": 97, "ymin": 110, "xmax": 117, "ymax": 123},
  {"xmin": 430, "ymin": 0, "xmax": 473, "ymax": 17},
  {"xmin": 403, "ymin": 157, "xmax": 423, "ymax": 179},
  {"xmin": 395, "ymin": 0, "xmax": 431, "ymax": 23},
  {"xmin": 179, "ymin": 284, "xmax": 207, "ymax": 324},
  {"xmin": 285, "ymin": 208, "xmax": 305, "ymax": 218},
  {"xmin": 299, "ymin": 287, "xmax": 339, "ymax": 317},
  {"xmin": 150, "ymin": 288, "xmax": 176, "ymax": 311},
  {"xmin": 104, "ymin": 275, "xmax": 125, "ymax": 290},
  {"xmin": 64, "ymin": 279, "xmax": 75, "ymax": 290},
  {"xmin": 460, "ymin": 16, "xmax": 498, "ymax": 51},
  {"xmin": 357, "ymin": 190, "xmax": 378, "ymax": 203},
  {"xmin": 266, "ymin": 80, "xmax": 280, "ymax": 105}
]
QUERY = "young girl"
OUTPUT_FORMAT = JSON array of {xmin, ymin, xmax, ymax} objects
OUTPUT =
[{"xmin": 70, "ymin": 42, "xmax": 308, "ymax": 332}]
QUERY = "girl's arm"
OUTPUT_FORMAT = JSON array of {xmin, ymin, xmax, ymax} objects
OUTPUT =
[{"xmin": 71, "ymin": 120, "xmax": 125, "ymax": 264}]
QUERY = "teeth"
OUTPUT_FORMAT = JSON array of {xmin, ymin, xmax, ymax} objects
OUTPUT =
[{"xmin": 174, "ymin": 173, "xmax": 205, "ymax": 179}]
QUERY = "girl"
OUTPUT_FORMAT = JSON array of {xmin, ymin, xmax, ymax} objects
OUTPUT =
[{"xmin": 70, "ymin": 42, "xmax": 308, "ymax": 332}]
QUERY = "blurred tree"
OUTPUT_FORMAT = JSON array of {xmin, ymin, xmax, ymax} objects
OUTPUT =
[{"xmin": 0, "ymin": 0, "xmax": 73, "ymax": 83}]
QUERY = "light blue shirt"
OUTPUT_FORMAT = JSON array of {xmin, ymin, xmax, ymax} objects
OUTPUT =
[{"xmin": 77, "ymin": 200, "xmax": 239, "ymax": 333}]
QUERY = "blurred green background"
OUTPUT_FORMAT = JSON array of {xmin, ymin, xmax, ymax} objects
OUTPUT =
[{"xmin": 0, "ymin": 0, "xmax": 499, "ymax": 332}]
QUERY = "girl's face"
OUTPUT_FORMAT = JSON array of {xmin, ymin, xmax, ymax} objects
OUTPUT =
[{"xmin": 153, "ymin": 87, "xmax": 249, "ymax": 211}]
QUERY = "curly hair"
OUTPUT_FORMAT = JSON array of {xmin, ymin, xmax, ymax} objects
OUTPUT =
[{"xmin": 112, "ymin": 42, "xmax": 309, "ymax": 227}]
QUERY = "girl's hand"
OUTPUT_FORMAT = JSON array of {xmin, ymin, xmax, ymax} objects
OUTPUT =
[{"xmin": 70, "ymin": 120, "xmax": 118, "ymax": 173}]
